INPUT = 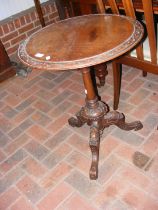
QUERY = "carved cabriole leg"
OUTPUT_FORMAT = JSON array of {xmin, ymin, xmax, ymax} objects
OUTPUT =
[
  {"xmin": 81, "ymin": 67, "xmax": 104, "ymax": 180},
  {"xmin": 68, "ymin": 67, "xmax": 107, "ymax": 180},
  {"xmin": 89, "ymin": 123, "xmax": 100, "ymax": 180},
  {"xmin": 68, "ymin": 66, "xmax": 143, "ymax": 180},
  {"xmin": 95, "ymin": 63, "xmax": 108, "ymax": 87}
]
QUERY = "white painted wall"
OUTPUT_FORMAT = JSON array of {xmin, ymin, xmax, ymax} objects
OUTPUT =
[{"xmin": 0, "ymin": 0, "xmax": 48, "ymax": 20}]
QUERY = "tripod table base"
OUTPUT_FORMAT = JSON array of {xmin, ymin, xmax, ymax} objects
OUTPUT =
[{"xmin": 68, "ymin": 98, "xmax": 143, "ymax": 179}]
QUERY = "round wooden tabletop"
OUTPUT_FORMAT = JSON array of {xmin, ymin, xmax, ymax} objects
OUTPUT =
[{"xmin": 18, "ymin": 14, "xmax": 144, "ymax": 70}]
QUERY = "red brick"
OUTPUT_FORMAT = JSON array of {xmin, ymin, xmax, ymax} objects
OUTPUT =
[
  {"xmin": 67, "ymin": 134, "xmax": 90, "ymax": 155},
  {"xmin": 8, "ymin": 22, "xmax": 15, "ymax": 32},
  {"xmin": 0, "ymin": 149, "xmax": 6, "ymax": 162},
  {"xmin": 36, "ymin": 88, "xmax": 55, "ymax": 101},
  {"xmin": 7, "ymin": 44, "xmax": 19, "ymax": 55},
  {"xmin": 66, "ymin": 151, "xmax": 90, "ymax": 175},
  {"xmin": 149, "ymin": 92, "xmax": 158, "ymax": 103},
  {"xmin": 50, "ymin": 11, "xmax": 59, "ymax": 19},
  {"xmin": 24, "ymin": 14, "xmax": 31, "ymax": 24},
  {"xmin": 153, "ymin": 106, "xmax": 158, "ymax": 114},
  {"xmin": 129, "ymin": 88, "xmax": 150, "ymax": 105},
  {"xmin": 146, "ymin": 153, "xmax": 158, "ymax": 179},
  {"xmin": 6, "ymin": 83, "xmax": 24, "ymax": 95},
  {"xmin": 132, "ymin": 100, "xmax": 155, "ymax": 120},
  {"xmin": 40, "ymin": 162, "xmax": 73, "ymax": 190},
  {"xmin": 18, "ymin": 23, "xmax": 34, "ymax": 34},
  {"xmin": 60, "ymin": 193, "xmax": 96, "ymax": 210},
  {"xmin": 47, "ymin": 113, "xmax": 69, "ymax": 133},
  {"xmin": 100, "ymin": 93, "xmax": 112, "ymax": 103},
  {"xmin": 16, "ymin": 176, "xmax": 45, "ymax": 203},
  {"xmin": 66, "ymin": 170, "xmax": 99, "ymax": 198},
  {"xmin": 115, "ymin": 143, "xmax": 136, "ymax": 164},
  {"xmin": 10, "ymin": 197, "xmax": 34, "ymax": 210},
  {"xmin": 60, "ymin": 79, "xmax": 74, "ymax": 89},
  {"xmin": 0, "ymin": 187, "xmax": 20, "ymax": 209},
  {"xmin": 27, "ymin": 26, "xmax": 41, "ymax": 36},
  {"xmin": 42, "ymin": 7, "xmax": 46, "ymax": 15},
  {"xmin": 33, "ymin": 99, "xmax": 52, "ymax": 113},
  {"xmin": 126, "ymin": 78, "xmax": 144, "ymax": 93},
  {"xmin": 94, "ymin": 176, "xmax": 129, "ymax": 209},
  {"xmin": 11, "ymin": 34, "xmax": 26, "ymax": 45},
  {"xmin": 30, "ymin": 11, "xmax": 37, "ymax": 21},
  {"xmin": 122, "ymin": 69, "xmax": 138, "ymax": 81},
  {"xmin": 34, "ymin": 20, "xmax": 41, "ymax": 27},
  {"xmin": 0, "ymin": 116, "xmax": 13, "ymax": 132},
  {"xmin": 45, "ymin": 4, "xmax": 51, "ymax": 13},
  {"xmin": 100, "ymin": 135, "xmax": 120, "ymax": 163},
  {"xmin": 4, "ymin": 93, "xmax": 21, "ymax": 107},
  {"xmin": 22, "ymin": 157, "xmax": 47, "ymax": 178},
  {"xmin": 49, "ymin": 100, "xmax": 72, "ymax": 118},
  {"xmin": 98, "ymin": 155, "xmax": 121, "ymax": 184},
  {"xmin": 69, "ymin": 93, "xmax": 84, "ymax": 106},
  {"xmin": 3, "ymin": 42, "xmax": 10, "ymax": 49},
  {"xmin": 4, "ymin": 133, "xmax": 30, "ymax": 154},
  {"xmin": 148, "ymin": 182, "xmax": 158, "ymax": 200},
  {"xmin": 47, "ymin": 19, "xmax": 55, "ymax": 26},
  {"xmin": 27, "ymin": 124, "xmax": 50, "ymax": 143},
  {"xmin": 67, "ymin": 104, "xmax": 81, "ymax": 115},
  {"xmin": 123, "ymin": 185, "xmax": 158, "ymax": 210},
  {"xmin": 14, "ymin": 19, "xmax": 21, "ymax": 28},
  {"xmin": 37, "ymin": 182, "xmax": 73, "ymax": 210},
  {"xmin": 43, "ymin": 143, "xmax": 72, "ymax": 169},
  {"xmin": 68, "ymin": 82, "xmax": 83, "ymax": 94},
  {"xmin": 142, "ymin": 131, "xmax": 158, "ymax": 155},
  {"xmin": 0, "ymin": 26, "xmax": 4, "ymax": 36},
  {"xmin": 44, "ymin": 16, "xmax": 49, "ymax": 23},
  {"xmin": 19, "ymin": 16, "xmax": 26, "ymax": 26},
  {"xmin": 2, "ymin": 23, "xmax": 9, "ymax": 34},
  {"xmin": 20, "ymin": 85, "xmax": 40, "ymax": 99},
  {"xmin": 31, "ymin": 110, "xmax": 52, "ymax": 126},
  {"xmin": 119, "ymin": 166, "xmax": 150, "ymax": 190},
  {"xmin": 0, "ymin": 149, "xmax": 27, "ymax": 173},
  {"xmin": 12, "ymin": 107, "xmax": 35, "ymax": 125},
  {"xmin": 1, "ymin": 31, "xmax": 18, "ymax": 43},
  {"xmin": 50, "ymin": 3, "xmax": 56, "ymax": 12}
]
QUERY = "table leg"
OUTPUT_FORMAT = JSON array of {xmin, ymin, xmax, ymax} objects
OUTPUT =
[
  {"xmin": 68, "ymin": 66, "xmax": 143, "ymax": 180},
  {"xmin": 95, "ymin": 63, "xmax": 108, "ymax": 87}
]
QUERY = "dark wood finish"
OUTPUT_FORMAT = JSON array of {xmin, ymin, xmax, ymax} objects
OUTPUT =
[
  {"xmin": 106, "ymin": 0, "xmax": 158, "ymax": 110},
  {"xmin": 18, "ymin": 15, "xmax": 143, "ymax": 70},
  {"xmin": 56, "ymin": 0, "xmax": 158, "ymax": 16},
  {"xmin": 69, "ymin": 66, "xmax": 142, "ymax": 179},
  {"xmin": 34, "ymin": 0, "xmax": 45, "ymax": 27},
  {"xmin": 18, "ymin": 14, "xmax": 143, "ymax": 179},
  {"xmin": 95, "ymin": 63, "xmax": 108, "ymax": 86},
  {"xmin": 54, "ymin": 0, "xmax": 108, "ymax": 87},
  {"xmin": 55, "ymin": 0, "xmax": 75, "ymax": 19},
  {"xmin": 0, "ymin": 40, "xmax": 16, "ymax": 82},
  {"xmin": 107, "ymin": 0, "xmax": 158, "ymax": 14}
]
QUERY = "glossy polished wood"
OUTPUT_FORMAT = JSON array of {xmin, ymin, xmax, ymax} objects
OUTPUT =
[
  {"xmin": 109, "ymin": 0, "xmax": 158, "ymax": 110},
  {"xmin": 34, "ymin": 0, "xmax": 45, "ymax": 27},
  {"xmin": 18, "ymin": 14, "xmax": 144, "ymax": 179},
  {"xmin": 18, "ymin": 14, "xmax": 143, "ymax": 70}
]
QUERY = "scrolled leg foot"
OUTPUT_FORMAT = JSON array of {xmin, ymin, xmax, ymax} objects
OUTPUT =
[
  {"xmin": 103, "ymin": 111, "xmax": 143, "ymax": 131},
  {"xmin": 89, "ymin": 125, "xmax": 100, "ymax": 180},
  {"xmin": 118, "ymin": 119, "xmax": 143, "ymax": 131},
  {"xmin": 68, "ymin": 111, "xmax": 86, "ymax": 128}
]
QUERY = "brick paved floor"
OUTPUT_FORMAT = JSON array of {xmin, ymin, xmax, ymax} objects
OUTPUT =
[{"xmin": 0, "ymin": 64, "xmax": 158, "ymax": 210}]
